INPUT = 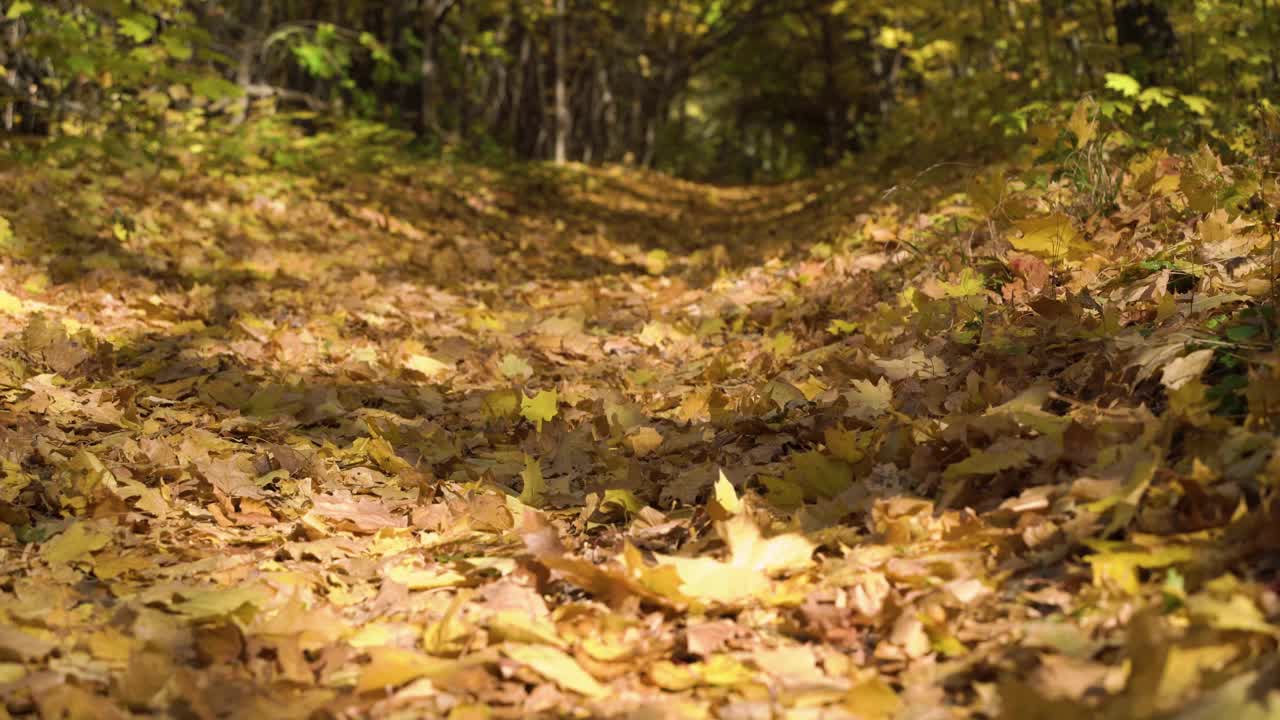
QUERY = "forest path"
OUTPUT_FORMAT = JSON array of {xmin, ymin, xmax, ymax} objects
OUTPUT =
[{"xmin": 1, "ymin": 153, "xmax": 1275, "ymax": 718}]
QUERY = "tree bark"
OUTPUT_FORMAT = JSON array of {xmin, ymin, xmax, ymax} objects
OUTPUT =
[
  {"xmin": 419, "ymin": 0, "xmax": 459, "ymax": 136},
  {"xmin": 553, "ymin": 0, "xmax": 569, "ymax": 163}
]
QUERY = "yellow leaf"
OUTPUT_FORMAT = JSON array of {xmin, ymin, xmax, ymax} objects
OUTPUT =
[
  {"xmin": 1084, "ymin": 543, "xmax": 1194, "ymax": 595},
  {"xmin": 520, "ymin": 389, "xmax": 558, "ymax": 431},
  {"xmin": 405, "ymin": 353, "xmax": 451, "ymax": 379},
  {"xmin": 501, "ymin": 643, "xmax": 608, "ymax": 698},
  {"xmin": 486, "ymin": 611, "xmax": 565, "ymax": 648},
  {"xmin": 650, "ymin": 660, "xmax": 701, "ymax": 691},
  {"xmin": 174, "ymin": 585, "xmax": 268, "ymax": 620},
  {"xmin": 1067, "ymin": 98, "xmax": 1097, "ymax": 148},
  {"xmin": 656, "ymin": 515, "xmax": 814, "ymax": 604},
  {"xmin": 384, "ymin": 560, "xmax": 468, "ymax": 590},
  {"xmin": 657, "ymin": 556, "xmax": 765, "ymax": 604},
  {"xmin": 0, "ymin": 663, "xmax": 27, "ymax": 684},
  {"xmin": 625, "ymin": 426, "xmax": 663, "ymax": 456},
  {"xmin": 41, "ymin": 522, "xmax": 111, "ymax": 565},
  {"xmin": 723, "ymin": 515, "xmax": 814, "ymax": 574},
  {"xmin": 518, "ymin": 455, "xmax": 546, "ymax": 507},
  {"xmin": 1012, "ymin": 213, "xmax": 1078, "ymax": 257},
  {"xmin": 357, "ymin": 647, "xmax": 458, "ymax": 693},
  {"xmin": 845, "ymin": 377, "xmax": 893, "ymax": 419},
  {"xmin": 601, "ymin": 488, "xmax": 644, "ymax": 514},
  {"xmin": 844, "ymin": 677, "xmax": 903, "ymax": 720},
  {"xmin": 701, "ymin": 654, "xmax": 756, "ymax": 686},
  {"xmin": 1185, "ymin": 593, "xmax": 1278, "ymax": 635},
  {"xmin": 708, "ymin": 469, "xmax": 740, "ymax": 521},
  {"xmin": 482, "ymin": 389, "xmax": 520, "ymax": 420},
  {"xmin": 0, "ymin": 290, "xmax": 25, "ymax": 317}
]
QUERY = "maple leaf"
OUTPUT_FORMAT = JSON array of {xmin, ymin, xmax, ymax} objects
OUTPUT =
[
  {"xmin": 498, "ymin": 353, "xmax": 533, "ymax": 380},
  {"xmin": 1068, "ymin": 97, "xmax": 1098, "ymax": 148},
  {"xmin": 707, "ymin": 469, "xmax": 741, "ymax": 521},
  {"xmin": 521, "ymin": 389, "xmax": 558, "ymax": 430},
  {"xmin": 844, "ymin": 377, "xmax": 893, "ymax": 420},
  {"xmin": 654, "ymin": 515, "xmax": 814, "ymax": 605},
  {"xmin": 1013, "ymin": 213, "xmax": 1078, "ymax": 257},
  {"xmin": 519, "ymin": 454, "xmax": 547, "ymax": 507}
]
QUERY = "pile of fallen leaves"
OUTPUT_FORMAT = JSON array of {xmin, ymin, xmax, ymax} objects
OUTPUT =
[{"xmin": 0, "ymin": 118, "xmax": 1279, "ymax": 719}]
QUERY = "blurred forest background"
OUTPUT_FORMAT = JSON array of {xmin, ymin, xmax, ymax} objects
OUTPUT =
[{"xmin": 3, "ymin": 0, "xmax": 1276, "ymax": 181}]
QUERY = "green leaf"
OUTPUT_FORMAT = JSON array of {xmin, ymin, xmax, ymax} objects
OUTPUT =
[
  {"xmin": 5, "ymin": 1, "xmax": 33, "ymax": 19},
  {"xmin": 1226, "ymin": 325, "xmax": 1260, "ymax": 342},
  {"xmin": 66, "ymin": 55, "xmax": 97, "ymax": 75},
  {"xmin": 1180, "ymin": 94, "xmax": 1213, "ymax": 115},
  {"xmin": 1138, "ymin": 86, "xmax": 1176, "ymax": 110},
  {"xmin": 191, "ymin": 76, "xmax": 243, "ymax": 101},
  {"xmin": 1105, "ymin": 72, "xmax": 1142, "ymax": 98},
  {"xmin": 161, "ymin": 33, "xmax": 194, "ymax": 61},
  {"xmin": 118, "ymin": 14, "xmax": 158, "ymax": 44}
]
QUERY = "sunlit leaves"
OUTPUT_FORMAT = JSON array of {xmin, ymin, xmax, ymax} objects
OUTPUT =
[
  {"xmin": 5, "ymin": 1, "xmax": 33, "ymax": 19},
  {"xmin": 118, "ymin": 14, "xmax": 158, "ymax": 43},
  {"xmin": 654, "ymin": 515, "xmax": 814, "ymax": 605},
  {"xmin": 1105, "ymin": 72, "xmax": 1142, "ymax": 99}
]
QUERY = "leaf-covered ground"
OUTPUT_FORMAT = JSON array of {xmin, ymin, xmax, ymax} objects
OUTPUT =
[{"xmin": 1, "ymin": 136, "xmax": 1279, "ymax": 719}]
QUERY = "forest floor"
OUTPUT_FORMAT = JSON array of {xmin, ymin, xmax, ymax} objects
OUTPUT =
[{"xmin": 0, "ymin": 136, "xmax": 1279, "ymax": 719}]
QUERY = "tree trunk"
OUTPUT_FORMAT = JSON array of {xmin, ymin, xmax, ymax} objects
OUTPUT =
[
  {"xmin": 420, "ymin": 1, "xmax": 439, "ymax": 135},
  {"xmin": 820, "ymin": 11, "xmax": 844, "ymax": 164},
  {"xmin": 553, "ymin": 0, "xmax": 569, "ymax": 163}
]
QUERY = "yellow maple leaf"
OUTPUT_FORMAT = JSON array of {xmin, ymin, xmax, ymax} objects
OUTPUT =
[
  {"xmin": 518, "ymin": 454, "xmax": 546, "ymax": 507},
  {"xmin": 656, "ymin": 515, "xmax": 814, "ymax": 605},
  {"xmin": 1012, "ymin": 213, "xmax": 1078, "ymax": 257},
  {"xmin": 708, "ymin": 470, "xmax": 741, "ymax": 521},
  {"xmin": 845, "ymin": 377, "xmax": 893, "ymax": 420},
  {"xmin": 520, "ymin": 389, "xmax": 558, "ymax": 431},
  {"xmin": 1067, "ymin": 97, "xmax": 1098, "ymax": 148}
]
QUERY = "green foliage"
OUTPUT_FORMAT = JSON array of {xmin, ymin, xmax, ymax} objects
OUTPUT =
[{"xmin": 5, "ymin": 0, "xmax": 1280, "ymax": 178}]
